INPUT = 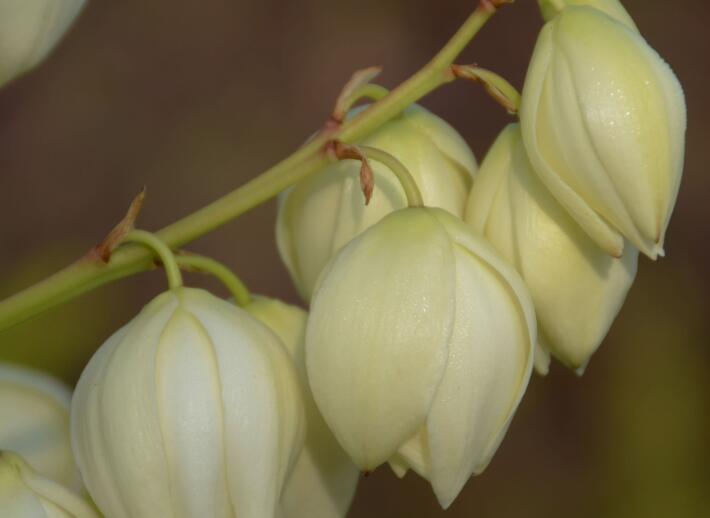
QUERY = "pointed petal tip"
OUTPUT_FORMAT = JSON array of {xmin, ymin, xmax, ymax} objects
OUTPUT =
[
  {"xmin": 574, "ymin": 361, "xmax": 589, "ymax": 377},
  {"xmin": 434, "ymin": 488, "xmax": 458, "ymax": 511}
]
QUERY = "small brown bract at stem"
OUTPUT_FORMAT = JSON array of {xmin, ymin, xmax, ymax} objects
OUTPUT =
[
  {"xmin": 480, "ymin": 0, "xmax": 514, "ymax": 13},
  {"xmin": 451, "ymin": 64, "xmax": 519, "ymax": 114},
  {"xmin": 331, "ymin": 66, "xmax": 383, "ymax": 125},
  {"xmin": 88, "ymin": 187, "xmax": 146, "ymax": 263},
  {"xmin": 326, "ymin": 140, "xmax": 375, "ymax": 205}
]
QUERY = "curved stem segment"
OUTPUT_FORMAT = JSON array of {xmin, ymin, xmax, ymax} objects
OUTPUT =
[
  {"xmin": 338, "ymin": 84, "xmax": 390, "ymax": 118},
  {"xmin": 175, "ymin": 253, "xmax": 251, "ymax": 307},
  {"xmin": 122, "ymin": 230, "xmax": 183, "ymax": 290},
  {"xmin": 452, "ymin": 64, "xmax": 521, "ymax": 114},
  {"xmin": 359, "ymin": 145, "xmax": 424, "ymax": 207},
  {"xmin": 0, "ymin": 1, "xmax": 507, "ymax": 332}
]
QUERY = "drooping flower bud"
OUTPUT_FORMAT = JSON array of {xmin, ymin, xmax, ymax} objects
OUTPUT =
[
  {"xmin": 0, "ymin": 451, "xmax": 98, "ymax": 518},
  {"xmin": 306, "ymin": 207, "xmax": 535, "ymax": 508},
  {"xmin": 277, "ymin": 104, "xmax": 477, "ymax": 301},
  {"xmin": 0, "ymin": 363, "xmax": 82, "ymax": 491},
  {"xmin": 537, "ymin": 0, "xmax": 636, "ymax": 28},
  {"xmin": 71, "ymin": 287, "xmax": 305, "ymax": 518},
  {"xmin": 466, "ymin": 124, "xmax": 638, "ymax": 374},
  {"xmin": 0, "ymin": 0, "xmax": 87, "ymax": 88},
  {"xmin": 246, "ymin": 297, "xmax": 359, "ymax": 518},
  {"xmin": 519, "ymin": 6, "xmax": 686, "ymax": 259}
]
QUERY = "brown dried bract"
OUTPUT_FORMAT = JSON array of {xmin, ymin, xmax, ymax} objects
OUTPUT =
[
  {"xmin": 331, "ymin": 66, "xmax": 383, "ymax": 125},
  {"xmin": 88, "ymin": 187, "xmax": 146, "ymax": 263},
  {"xmin": 326, "ymin": 140, "xmax": 375, "ymax": 205},
  {"xmin": 480, "ymin": 0, "xmax": 514, "ymax": 13}
]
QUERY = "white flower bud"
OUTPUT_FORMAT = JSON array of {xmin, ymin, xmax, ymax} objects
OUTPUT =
[
  {"xmin": 537, "ymin": 0, "xmax": 636, "ymax": 28},
  {"xmin": 0, "ymin": 451, "xmax": 97, "ymax": 518},
  {"xmin": 277, "ymin": 104, "xmax": 477, "ymax": 301},
  {"xmin": 466, "ymin": 124, "xmax": 638, "ymax": 374},
  {"xmin": 520, "ymin": 6, "xmax": 686, "ymax": 259},
  {"xmin": 71, "ymin": 287, "xmax": 305, "ymax": 518},
  {"xmin": 0, "ymin": 363, "xmax": 81, "ymax": 491},
  {"xmin": 246, "ymin": 297, "xmax": 359, "ymax": 518},
  {"xmin": 0, "ymin": 0, "xmax": 86, "ymax": 88},
  {"xmin": 306, "ymin": 207, "xmax": 535, "ymax": 508}
]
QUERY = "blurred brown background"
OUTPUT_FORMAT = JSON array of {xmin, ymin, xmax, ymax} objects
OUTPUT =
[{"xmin": 0, "ymin": 0, "xmax": 708, "ymax": 516}]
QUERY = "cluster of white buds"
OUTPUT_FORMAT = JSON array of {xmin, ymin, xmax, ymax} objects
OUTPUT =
[
  {"xmin": 277, "ymin": 104, "xmax": 477, "ymax": 301},
  {"xmin": 0, "ymin": 0, "xmax": 686, "ymax": 516}
]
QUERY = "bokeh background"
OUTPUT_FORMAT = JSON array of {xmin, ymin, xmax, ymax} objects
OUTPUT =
[{"xmin": 0, "ymin": 0, "xmax": 708, "ymax": 516}]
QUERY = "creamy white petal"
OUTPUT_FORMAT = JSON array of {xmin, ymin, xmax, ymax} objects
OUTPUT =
[
  {"xmin": 247, "ymin": 297, "xmax": 360, "ymax": 518},
  {"xmin": 0, "ymin": 451, "xmax": 97, "ymax": 518},
  {"xmin": 277, "ymin": 105, "xmax": 475, "ymax": 302},
  {"xmin": 467, "ymin": 124, "xmax": 638, "ymax": 370},
  {"xmin": 520, "ymin": 7, "xmax": 685, "ymax": 258},
  {"xmin": 417, "ymin": 210, "xmax": 535, "ymax": 508},
  {"xmin": 0, "ymin": 364, "xmax": 80, "ymax": 491},
  {"xmin": 537, "ymin": 0, "xmax": 637, "ymax": 29},
  {"xmin": 533, "ymin": 345, "xmax": 551, "ymax": 376},
  {"xmin": 72, "ymin": 288, "xmax": 304, "ymax": 518},
  {"xmin": 307, "ymin": 209, "xmax": 455, "ymax": 469},
  {"xmin": 400, "ymin": 105, "xmax": 478, "ymax": 179},
  {"xmin": 72, "ymin": 291, "xmax": 179, "ymax": 517},
  {"xmin": 520, "ymin": 20, "xmax": 624, "ymax": 257}
]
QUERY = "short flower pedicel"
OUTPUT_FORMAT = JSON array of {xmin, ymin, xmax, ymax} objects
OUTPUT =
[
  {"xmin": 71, "ymin": 232, "xmax": 304, "ymax": 518},
  {"xmin": 306, "ymin": 207, "xmax": 536, "ymax": 508}
]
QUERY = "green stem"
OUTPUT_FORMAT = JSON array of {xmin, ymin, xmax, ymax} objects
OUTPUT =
[
  {"xmin": 0, "ymin": 2, "xmax": 505, "ymax": 332},
  {"xmin": 453, "ymin": 64, "xmax": 521, "ymax": 114},
  {"xmin": 175, "ymin": 253, "xmax": 251, "ymax": 307},
  {"xmin": 122, "ymin": 230, "xmax": 182, "ymax": 290},
  {"xmin": 339, "ymin": 84, "xmax": 390, "ymax": 115},
  {"xmin": 358, "ymin": 145, "xmax": 424, "ymax": 207}
]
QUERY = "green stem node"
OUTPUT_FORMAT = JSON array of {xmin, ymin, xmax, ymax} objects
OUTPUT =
[{"xmin": 122, "ymin": 230, "xmax": 183, "ymax": 290}]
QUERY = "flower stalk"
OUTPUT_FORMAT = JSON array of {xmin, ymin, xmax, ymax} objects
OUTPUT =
[
  {"xmin": 0, "ymin": 0, "xmax": 508, "ymax": 333},
  {"xmin": 175, "ymin": 252, "xmax": 251, "ymax": 307},
  {"xmin": 121, "ymin": 230, "xmax": 183, "ymax": 290}
]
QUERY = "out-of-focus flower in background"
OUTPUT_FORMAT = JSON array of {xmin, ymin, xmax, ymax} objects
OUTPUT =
[
  {"xmin": 0, "ymin": 362, "xmax": 82, "ymax": 491},
  {"xmin": 0, "ymin": 0, "xmax": 86, "ymax": 88}
]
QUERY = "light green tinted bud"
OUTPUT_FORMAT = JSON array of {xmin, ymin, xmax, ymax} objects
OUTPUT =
[
  {"xmin": 246, "ymin": 297, "xmax": 359, "ymax": 518},
  {"xmin": 71, "ymin": 288, "xmax": 305, "ymax": 518},
  {"xmin": 520, "ymin": 6, "xmax": 686, "ymax": 259},
  {"xmin": 0, "ymin": 451, "xmax": 97, "ymax": 518},
  {"xmin": 306, "ymin": 207, "xmax": 535, "ymax": 509},
  {"xmin": 538, "ymin": 0, "xmax": 637, "ymax": 29},
  {"xmin": 466, "ymin": 125, "xmax": 638, "ymax": 374},
  {"xmin": 277, "ymin": 104, "xmax": 477, "ymax": 302},
  {"xmin": 0, "ymin": 363, "xmax": 81, "ymax": 491},
  {"xmin": 0, "ymin": 0, "xmax": 86, "ymax": 88}
]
